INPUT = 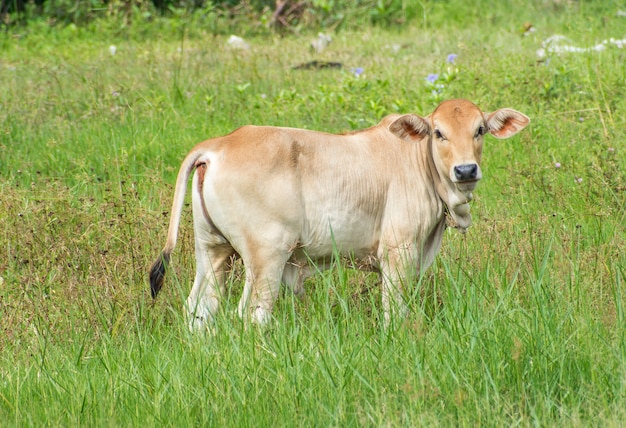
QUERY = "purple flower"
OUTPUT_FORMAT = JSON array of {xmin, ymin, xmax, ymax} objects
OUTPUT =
[
  {"xmin": 446, "ymin": 53, "xmax": 458, "ymax": 64},
  {"xmin": 554, "ymin": 162, "xmax": 561, "ymax": 168},
  {"xmin": 426, "ymin": 73, "xmax": 439, "ymax": 83},
  {"xmin": 351, "ymin": 67, "xmax": 364, "ymax": 77},
  {"xmin": 575, "ymin": 177, "xmax": 583, "ymax": 183}
]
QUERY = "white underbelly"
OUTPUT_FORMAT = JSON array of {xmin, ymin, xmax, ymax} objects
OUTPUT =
[{"xmin": 298, "ymin": 207, "xmax": 380, "ymax": 259}]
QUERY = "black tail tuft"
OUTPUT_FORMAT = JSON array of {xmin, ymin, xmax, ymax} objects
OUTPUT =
[{"xmin": 149, "ymin": 252, "xmax": 170, "ymax": 299}]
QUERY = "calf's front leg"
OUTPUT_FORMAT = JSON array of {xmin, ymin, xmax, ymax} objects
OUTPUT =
[{"xmin": 379, "ymin": 244, "xmax": 418, "ymax": 327}]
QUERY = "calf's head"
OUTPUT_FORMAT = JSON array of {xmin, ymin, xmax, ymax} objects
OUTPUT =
[
  {"xmin": 432, "ymin": 99, "xmax": 529, "ymax": 195},
  {"xmin": 389, "ymin": 99, "xmax": 530, "ymax": 228}
]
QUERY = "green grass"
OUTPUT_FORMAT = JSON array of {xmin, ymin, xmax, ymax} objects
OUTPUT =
[{"xmin": 1, "ymin": 1, "xmax": 626, "ymax": 425}]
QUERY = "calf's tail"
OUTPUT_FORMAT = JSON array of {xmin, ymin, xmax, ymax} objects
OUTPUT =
[{"xmin": 149, "ymin": 150, "xmax": 204, "ymax": 298}]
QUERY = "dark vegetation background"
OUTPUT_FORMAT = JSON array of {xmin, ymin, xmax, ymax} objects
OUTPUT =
[{"xmin": 1, "ymin": 0, "xmax": 426, "ymax": 29}]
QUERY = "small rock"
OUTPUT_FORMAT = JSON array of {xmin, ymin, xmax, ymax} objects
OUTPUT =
[{"xmin": 227, "ymin": 35, "xmax": 250, "ymax": 50}]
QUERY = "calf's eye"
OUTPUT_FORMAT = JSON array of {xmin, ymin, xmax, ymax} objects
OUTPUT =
[
  {"xmin": 475, "ymin": 126, "xmax": 486, "ymax": 138},
  {"xmin": 434, "ymin": 129, "xmax": 446, "ymax": 140}
]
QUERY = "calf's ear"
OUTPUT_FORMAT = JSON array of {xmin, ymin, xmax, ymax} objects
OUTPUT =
[
  {"xmin": 389, "ymin": 114, "xmax": 430, "ymax": 142},
  {"xmin": 485, "ymin": 108, "xmax": 530, "ymax": 139}
]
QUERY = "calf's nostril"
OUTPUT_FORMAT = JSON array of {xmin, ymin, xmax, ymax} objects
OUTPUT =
[{"xmin": 454, "ymin": 164, "xmax": 478, "ymax": 181}]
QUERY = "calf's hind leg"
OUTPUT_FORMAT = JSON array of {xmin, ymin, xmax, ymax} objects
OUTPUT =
[
  {"xmin": 186, "ymin": 239, "xmax": 235, "ymax": 331},
  {"xmin": 186, "ymin": 167, "xmax": 235, "ymax": 331},
  {"xmin": 281, "ymin": 262, "xmax": 310, "ymax": 298},
  {"xmin": 237, "ymin": 247, "xmax": 293, "ymax": 325}
]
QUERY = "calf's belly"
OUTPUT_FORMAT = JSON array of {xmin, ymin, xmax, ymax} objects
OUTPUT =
[{"xmin": 295, "ymin": 219, "xmax": 380, "ymax": 261}]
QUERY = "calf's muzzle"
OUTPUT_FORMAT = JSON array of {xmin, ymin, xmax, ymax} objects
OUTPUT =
[{"xmin": 453, "ymin": 163, "xmax": 479, "ymax": 181}]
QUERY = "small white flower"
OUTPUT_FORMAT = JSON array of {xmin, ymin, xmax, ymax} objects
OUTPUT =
[
  {"xmin": 109, "ymin": 45, "xmax": 117, "ymax": 56},
  {"xmin": 311, "ymin": 33, "xmax": 332, "ymax": 53}
]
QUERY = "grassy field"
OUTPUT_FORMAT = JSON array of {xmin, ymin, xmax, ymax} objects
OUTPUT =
[{"xmin": 1, "ymin": 1, "xmax": 625, "ymax": 425}]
